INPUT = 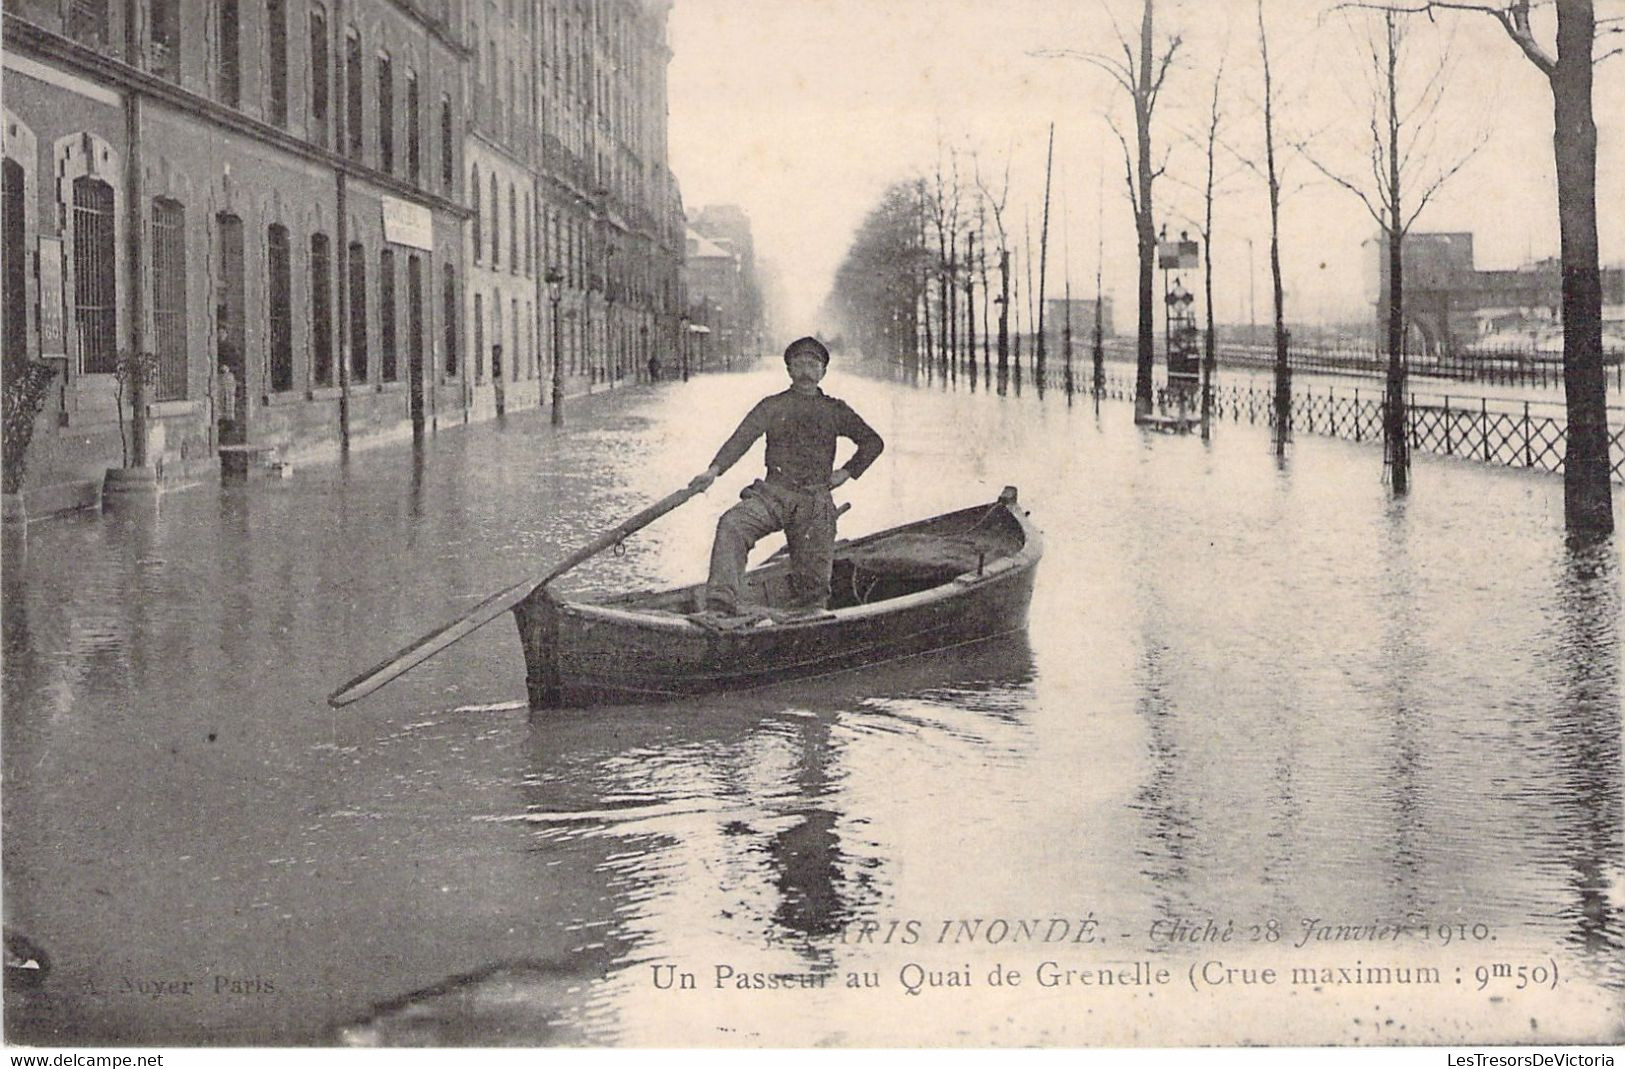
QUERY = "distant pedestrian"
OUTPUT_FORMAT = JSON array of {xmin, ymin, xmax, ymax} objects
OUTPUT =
[
  {"xmin": 648, "ymin": 354, "xmax": 662, "ymax": 382},
  {"xmin": 216, "ymin": 360, "xmax": 237, "ymax": 441}
]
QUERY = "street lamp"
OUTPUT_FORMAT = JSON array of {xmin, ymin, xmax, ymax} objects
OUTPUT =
[
  {"xmin": 546, "ymin": 265, "xmax": 564, "ymax": 425},
  {"xmin": 679, "ymin": 313, "xmax": 689, "ymax": 381}
]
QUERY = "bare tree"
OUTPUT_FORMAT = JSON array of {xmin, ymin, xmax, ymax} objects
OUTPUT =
[
  {"xmin": 1038, "ymin": 0, "xmax": 1183, "ymax": 419},
  {"xmin": 1300, "ymin": 8, "xmax": 1486, "ymax": 492},
  {"xmin": 1259, "ymin": 0, "xmax": 1291, "ymax": 456},
  {"xmin": 1037, "ymin": 124, "xmax": 1056, "ymax": 385},
  {"xmin": 1167, "ymin": 58, "xmax": 1232, "ymax": 437},
  {"xmin": 974, "ymin": 152, "xmax": 1014, "ymax": 381},
  {"xmin": 1353, "ymin": 0, "xmax": 1616, "ymax": 530}
]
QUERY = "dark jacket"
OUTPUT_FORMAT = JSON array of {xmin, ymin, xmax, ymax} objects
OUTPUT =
[{"xmin": 708, "ymin": 387, "xmax": 884, "ymax": 491}]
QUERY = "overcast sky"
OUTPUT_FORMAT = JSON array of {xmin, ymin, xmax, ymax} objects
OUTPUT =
[{"xmin": 666, "ymin": 0, "xmax": 1625, "ymax": 337}]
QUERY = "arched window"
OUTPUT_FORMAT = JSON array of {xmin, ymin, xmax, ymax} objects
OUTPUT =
[
  {"xmin": 3, "ymin": 159, "xmax": 27, "ymax": 362},
  {"xmin": 470, "ymin": 164, "xmax": 482, "ymax": 262},
  {"xmin": 310, "ymin": 6, "xmax": 330, "ymax": 147},
  {"xmin": 71, "ymin": 176, "xmax": 117, "ymax": 374},
  {"xmin": 439, "ymin": 94, "xmax": 453, "ymax": 189},
  {"xmin": 151, "ymin": 198, "xmax": 188, "ymax": 400},
  {"xmin": 379, "ymin": 247, "xmax": 397, "ymax": 381},
  {"xmin": 267, "ymin": 0, "xmax": 288, "ymax": 124},
  {"xmin": 405, "ymin": 70, "xmax": 420, "ymax": 184},
  {"xmin": 489, "ymin": 172, "xmax": 500, "ymax": 266},
  {"xmin": 218, "ymin": 0, "xmax": 242, "ymax": 107},
  {"xmin": 311, "ymin": 232, "xmax": 333, "ymax": 385},
  {"xmin": 442, "ymin": 266, "xmax": 459, "ymax": 376},
  {"xmin": 492, "ymin": 293, "xmax": 503, "ymax": 379},
  {"xmin": 344, "ymin": 27, "xmax": 363, "ymax": 161},
  {"xmin": 347, "ymin": 240, "xmax": 368, "ymax": 381},
  {"xmin": 267, "ymin": 224, "xmax": 293, "ymax": 392},
  {"xmin": 473, "ymin": 291, "xmax": 484, "ymax": 381},
  {"xmin": 377, "ymin": 51, "xmax": 394, "ymax": 173},
  {"xmin": 151, "ymin": 0, "xmax": 180, "ymax": 81},
  {"xmin": 67, "ymin": 0, "xmax": 109, "ymax": 48}
]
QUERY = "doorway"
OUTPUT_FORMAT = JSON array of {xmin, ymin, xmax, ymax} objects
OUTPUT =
[{"xmin": 216, "ymin": 213, "xmax": 246, "ymax": 446}]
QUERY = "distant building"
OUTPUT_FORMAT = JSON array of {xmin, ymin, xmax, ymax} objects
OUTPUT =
[
  {"xmin": 1372, "ymin": 232, "xmax": 1625, "ymax": 353},
  {"xmin": 683, "ymin": 227, "xmax": 741, "ymax": 370},
  {"xmin": 2, "ymin": 0, "xmax": 687, "ymax": 511},
  {"xmin": 683, "ymin": 204, "xmax": 766, "ymax": 367}
]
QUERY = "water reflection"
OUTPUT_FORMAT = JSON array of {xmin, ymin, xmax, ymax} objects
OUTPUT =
[
  {"xmin": 1548, "ymin": 540, "xmax": 1623, "ymax": 972},
  {"xmin": 515, "ymin": 633, "xmax": 1036, "ymax": 966},
  {"xmin": 4, "ymin": 363, "xmax": 1623, "ymax": 1046}
]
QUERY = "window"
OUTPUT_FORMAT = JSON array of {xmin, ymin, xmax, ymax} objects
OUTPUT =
[
  {"xmin": 470, "ymin": 166, "xmax": 481, "ymax": 262},
  {"xmin": 267, "ymin": 0, "xmax": 288, "ymax": 124},
  {"xmin": 490, "ymin": 173, "xmax": 499, "ymax": 266},
  {"xmin": 310, "ymin": 7, "xmax": 329, "ymax": 147},
  {"xmin": 218, "ymin": 0, "xmax": 241, "ymax": 107},
  {"xmin": 377, "ymin": 53, "xmax": 394, "ymax": 174},
  {"xmin": 151, "ymin": 0, "xmax": 179, "ymax": 80},
  {"xmin": 510, "ymin": 296, "xmax": 518, "ymax": 379},
  {"xmin": 492, "ymin": 295, "xmax": 502, "ymax": 379},
  {"xmin": 347, "ymin": 241, "xmax": 367, "ymax": 381},
  {"xmin": 311, "ymin": 233, "xmax": 333, "ymax": 385},
  {"xmin": 407, "ymin": 255, "xmax": 424, "ymax": 383},
  {"xmin": 440, "ymin": 95, "xmax": 453, "ymax": 189},
  {"xmin": 71, "ymin": 177, "xmax": 117, "ymax": 374},
  {"xmin": 67, "ymin": 0, "xmax": 109, "ymax": 48},
  {"xmin": 345, "ymin": 28, "xmax": 363, "ymax": 161},
  {"xmin": 524, "ymin": 193, "xmax": 532, "ymax": 277},
  {"xmin": 442, "ymin": 266, "xmax": 458, "ymax": 375},
  {"xmin": 508, "ymin": 182, "xmax": 516, "ymax": 274},
  {"xmin": 151, "ymin": 199, "xmax": 188, "ymax": 401},
  {"xmin": 473, "ymin": 292, "xmax": 484, "ymax": 381},
  {"xmin": 379, "ymin": 248, "xmax": 397, "ymax": 382},
  {"xmin": 3, "ymin": 160, "xmax": 26, "ymax": 362},
  {"xmin": 268, "ymin": 225, "xmax": 293, "ymax": 392},
  {"xmin": 406, "ymin": 71, "xmax": 420, "ymax": 185}
]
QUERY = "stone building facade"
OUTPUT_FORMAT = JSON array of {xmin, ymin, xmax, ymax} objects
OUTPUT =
[{"xmin": 1, "ymin": 0, "xmax": 685, "ymax": 513}]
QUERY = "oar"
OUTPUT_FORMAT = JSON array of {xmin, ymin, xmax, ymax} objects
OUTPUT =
[{"xmin": 327, "ymin": 483, "xmax": 704, "ymax": 707}]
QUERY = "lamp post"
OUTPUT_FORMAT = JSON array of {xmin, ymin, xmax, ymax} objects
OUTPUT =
[
  {"xmin": 605, "ymin": 290, "xmax": 617, "ymax": 385},
  {"xmin": 679, "ymin": 313, "xmax": 689, "ymax": 381},
  {"xmin": 546, "ymin": 265, "xmax": 564, "ymax": 425}
]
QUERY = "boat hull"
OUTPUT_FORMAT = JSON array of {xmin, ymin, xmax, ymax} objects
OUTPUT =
[{"xmin": 513, "ymin": 490, "xmax": 1041, "ymax": 708}]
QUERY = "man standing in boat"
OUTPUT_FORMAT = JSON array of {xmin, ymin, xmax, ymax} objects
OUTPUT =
[{"xmin": 689, "ymin": 336, "xmax": 884, "ymax": 618}]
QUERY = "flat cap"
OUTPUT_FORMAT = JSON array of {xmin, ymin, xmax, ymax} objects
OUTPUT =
[{"xmin": 782, "ymin": 336, "xmax": 830, "ymax": 365}]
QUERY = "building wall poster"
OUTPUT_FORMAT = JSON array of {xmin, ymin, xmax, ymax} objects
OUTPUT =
[
  {"xmin": 37, "ymin": 236, "xmax": 64, "ymax": 358},
  {"xmin": 382, "ymin": 197, "xmax": 434, "ymax": 251}
]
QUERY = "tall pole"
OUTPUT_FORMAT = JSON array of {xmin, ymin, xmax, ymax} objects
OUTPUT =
[
  {"xmin": 965, "ymin": 229, "xmax": 977, "ymax": 382},
  {"xmin": 549, "ymin": 295, "xmax": 564, "ymax": 426},
  {"xmin": 1093, "ymin": 165, "xmax": 1105, "ymax": 401},
  {"xmin": 1036, "ymin": 123, "xmax": 1055, "ymax": 386}
]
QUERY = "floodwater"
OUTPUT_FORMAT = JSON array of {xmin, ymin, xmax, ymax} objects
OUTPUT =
[{"xmin": 3, "ymin": 362, "xmax": 1621, "ymax": 1047}]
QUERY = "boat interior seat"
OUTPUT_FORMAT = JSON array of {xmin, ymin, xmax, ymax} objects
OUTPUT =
[{"xmin": 843, "ymin": 532, "xmax": 986, "ymax": 579}]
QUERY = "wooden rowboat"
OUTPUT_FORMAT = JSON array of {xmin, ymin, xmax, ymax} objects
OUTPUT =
[{"xmin": 512, "ymin": 486, "xmax": 1042, "ymax": 708}]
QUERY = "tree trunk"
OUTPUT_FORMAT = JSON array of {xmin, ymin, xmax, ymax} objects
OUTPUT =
[
  {"xmin": 1135, "ymin": 1, "xmax": 1157, "ymax": 418},
  {"xmin": 966, "ymin": 232, "xmax": 977, "ymax": 381},
  {"xmin": 998, "ymin": 247, "xmax": 1010, "ymax": 377},
  {"xmin": 1553, "ymin": 0, "xmax": 1612, "ymax": 533},
  {"xmin": 1037, "ymin": 124, "xmax": 1054, "ymax": 387},
  {"xmin": 1384, "ymin": 12, "xmax": 1410, "ymax": 494},
  {"xmin": 1260, "ymin": 0, "xmax": 1289, "ymax": 453}
]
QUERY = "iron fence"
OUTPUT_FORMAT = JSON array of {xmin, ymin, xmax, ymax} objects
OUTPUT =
[
  {"xmin": 1075, "ymin": 368, "xmax": 1625, "ymax": 484},
  {"xmin": 1099, "ymin": 338, "xmax": 1625, "ymax": 392}
]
